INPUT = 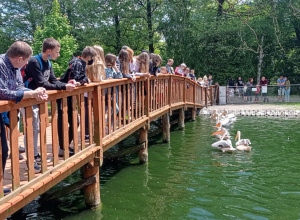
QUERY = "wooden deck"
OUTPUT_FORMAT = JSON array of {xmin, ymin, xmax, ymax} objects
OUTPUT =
[{"xmin": 0, "ymin": 75, "xmax": 217, "ymax": 219}]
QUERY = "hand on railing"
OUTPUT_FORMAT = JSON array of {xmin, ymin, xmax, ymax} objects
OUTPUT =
[
  {"xmin": 65, "ymin": 81, "xmax": 76, "ymax": 91},
  {"xmin": 35, "ymin": 87, "xmax": 48, "ymax": 101},
  {"xmin": 130, "ymin": 75, "xmax": 136, "ymax": 82},
  {"xmin": 68, "ymin": 79, "xmax": 81, "ymax": 87}
]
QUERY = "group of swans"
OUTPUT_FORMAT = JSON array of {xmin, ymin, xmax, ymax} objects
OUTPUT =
[{"xmin": 210, "ymin": 110, "xmax": 252, "ymax": 152}]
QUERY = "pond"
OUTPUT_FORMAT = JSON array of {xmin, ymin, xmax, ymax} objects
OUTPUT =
[{"xmin": 9, "ymin": 116, "xmax": 300, "ymax": 219}]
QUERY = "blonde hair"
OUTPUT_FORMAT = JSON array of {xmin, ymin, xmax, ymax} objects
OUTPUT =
[
  {"xmin": 93, "ymin": 45, "xmax": 105, "ymax": 66},
  {"xmin": 203, "ymin": 75, "xmax": 208, "ymax": 81},
  {"xmin": 125, "ymin": 47, "xmax": 134, "ymax": 63},
  {"xmin": 136, "ymin": 52, "xmax": 149, "ymax": 73},
  {"xmin": 86, "ymin": 45, "xmax": 106, "ymax": 82}
]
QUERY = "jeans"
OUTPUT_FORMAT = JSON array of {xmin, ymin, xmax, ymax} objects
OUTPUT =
[
  {"xmin": 0, "ymin": 117, "xmax": 8, "ymax": 174},
  {"xmin": 21, "ymin": 105, "xmax": 39, "ymax": 157},
  {"xmin": 284, "ymin": 88, "xmax": 290, "ymax": 101}
]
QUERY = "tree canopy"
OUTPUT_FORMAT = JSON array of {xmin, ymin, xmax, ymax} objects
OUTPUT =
[{"xmin": 0, "ymin": 0, "xmax": 300, "ymax": 84}]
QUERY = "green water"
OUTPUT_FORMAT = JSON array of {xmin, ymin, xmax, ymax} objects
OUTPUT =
[{"xmin": 10, "ymin": 116, "xmax": 300, "ymax": 219}]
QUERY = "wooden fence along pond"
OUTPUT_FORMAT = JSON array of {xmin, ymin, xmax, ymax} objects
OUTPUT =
[{"xmin": 0, "ymin": 75, "xmax": 216, "ymax": 219}]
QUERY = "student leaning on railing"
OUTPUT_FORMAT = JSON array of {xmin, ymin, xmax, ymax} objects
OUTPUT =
[{"xmin": 0, "ymin": 41, "xmax": 48, "ymax": 195}]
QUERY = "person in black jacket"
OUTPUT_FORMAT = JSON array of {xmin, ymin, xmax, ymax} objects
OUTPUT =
[
  {"xmin": 24, "ymin": 38, "xmax": 75, "ymax": 170},
  {"xmin": 57, "ymin": 47, "xmax": 97, "ymax": 157}
]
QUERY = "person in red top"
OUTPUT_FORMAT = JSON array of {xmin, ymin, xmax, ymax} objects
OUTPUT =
[
  {"xmin": 259, "ymin": 76, "xmax": 269, "ymax": 102},
  {"xmin": 254, "ymin": 84, "xmax": 261, "ymax": 103}
]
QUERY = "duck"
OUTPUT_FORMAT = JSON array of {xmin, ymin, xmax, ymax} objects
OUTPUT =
[
  {"xmin": 235, "ymin": 131, "xmax": 251, "ymax": 151},
  {"xmin": 212, "ymin": 123, "xmax": 230, "ymax": 140},
  {"xmin": 211, "ymin": 139, "xmax": 236, "ymax": 152}
]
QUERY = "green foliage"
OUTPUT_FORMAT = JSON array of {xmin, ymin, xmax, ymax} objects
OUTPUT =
[
  {"xmin": 32, "ymin": 0, "xmax": 78, "ymax": 76},
  {"xmin": 2, "ymin": 0, "xmax": 300, "ymax": 84}
]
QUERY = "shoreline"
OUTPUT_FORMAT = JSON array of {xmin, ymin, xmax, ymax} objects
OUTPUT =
[{"xmin": 200, "ymin": 104, "xmax": 300, "ymax": 117}]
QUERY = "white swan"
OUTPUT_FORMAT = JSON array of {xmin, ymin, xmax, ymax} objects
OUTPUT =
[{"xmin": 235, "ymin": 131, "xmax": 251, "ymax": 151}]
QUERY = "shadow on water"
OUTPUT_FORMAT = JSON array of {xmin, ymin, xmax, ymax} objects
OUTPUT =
[{"xmin": 8, "ymin": 116, "xmax": 300, "ymax": 219}]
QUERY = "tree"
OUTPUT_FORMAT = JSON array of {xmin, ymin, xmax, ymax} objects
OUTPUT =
[{"xmin": 32, "ymin": 0, "xmax": 78, "ymax": 76}]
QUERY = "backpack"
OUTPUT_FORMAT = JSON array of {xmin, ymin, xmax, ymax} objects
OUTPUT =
[{"xmin": 24, "ymin": 53, "xmax": 52, "ymax": 87}]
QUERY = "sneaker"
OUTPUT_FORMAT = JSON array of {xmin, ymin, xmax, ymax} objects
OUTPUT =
[
  {"xmin": 25, "ymin": 162, "xmax": 41, "ymax": 174},
  {"xmin": 4, "ymin": 188, "xmax": 11, "ymax": 196},
  {"xmin": 58, "ymin": 148, "xmax": 74, "ymax": 157},
  {"xmin": 34, "ymin": 153, "xmax": 51, "ymax": 165},
  {"xmin": 19, "ymin": 153, "xmax": 24, "ymax": 160},
  {"xmin": 19, "ymin": 146, "xmax": 25, "ymax": 153}
]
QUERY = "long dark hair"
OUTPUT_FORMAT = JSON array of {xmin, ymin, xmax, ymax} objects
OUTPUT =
[{"xmin": 118, "ymin": 49, "xmax": 130, "ymax": 74}]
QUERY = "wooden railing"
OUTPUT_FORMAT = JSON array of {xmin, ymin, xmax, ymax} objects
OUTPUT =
[{"xmin": 0, "ymin": 75, "xmax": 215, "ymax": 218}]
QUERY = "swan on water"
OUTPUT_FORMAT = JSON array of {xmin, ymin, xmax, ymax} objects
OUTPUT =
[{"xmin": 235, "ymin": 131, "xmax": 251, "ymax": 151}]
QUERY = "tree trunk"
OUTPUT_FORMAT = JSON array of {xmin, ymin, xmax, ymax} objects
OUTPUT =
[
  {"xmin": 146, "ymin": 0, "xmax": 154, "ymax": 53},
  {"xmin": 257, "ymin": 36, "xmax": 264, "ymax": 83},
  {"xmin": 217, "ymin": 0, "xmax": 225, "ymax": 17},
  {"xmin": 114, "ymin": 15, "xmax": 121, "ymax": 51}
]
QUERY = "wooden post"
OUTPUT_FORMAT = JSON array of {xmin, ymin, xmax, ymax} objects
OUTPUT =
[
  {"xmin": 162, "ymin": 112, "xmax": 170, "ymax": 143},
  {"xmin": 191, "ymin": 108, "xmax": 196, "ymax": 121},
  {"xmin": 84, "ymin": 162, "xmax": 100, "ymax": 208},
  {"xmin": 178, "ymin": 108, "xmax": 185, "ymax": 130},
  {"xmin": 138, "ymin": 126, "xmax": 148, "ymax": 164}
]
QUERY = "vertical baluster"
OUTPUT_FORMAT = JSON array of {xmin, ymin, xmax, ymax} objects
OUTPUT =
[
  {"xmin": 131, "ymin": 83, "xmax": 134, "ymax": 122},
  {"xmin": 93, "ymin": 86, "xmax": 102, "ymax": 147},
  {"xmin": 51, "ymin": 101, "xmax": 58, "ymax": 166},
  {"xmin": 113, "ymin": 86, "xmax": 117, "ymax": 132},
  {"xmin": 139, "ymin": 81, "xmax": 142, "ymax": 118},
  {"xmin": 80, "ymin": 94, "xmax": 85, "ymax": 150},
  {"xmin": 0, "ymin": 124, "xmax": 3, "ymax": 197},
  {"xmin": 142, "ymin": 80, "xmax": 145, "ymax": 116},
  {"xmin": 72, "ymin": 96, "xmax": 78, "ymax": 153},
  {"xmin": 123, "ymin": 85, "xmax": 126, "ymax": 126},
  {"xmin": 127, "ymin": 83, "xmax": 131, "ymax": 124},
  {"xmin": 118, "ymin": 86, "xmax": 122, "ymax": 128},
  {"xmin": 135, "ymin": 82, "xmax": 138, "ymax": 120},
  {"xmin": 150, "ymin": 80, "xmax": 152, "ymax": 112},
  {"xmin": 25, "ymin": 107, "xmax": 34, "ymax": 180},
  {"xmin": 10, "ymin": 110, "xmax": 20, "ymax": 190},
  {"xmin": 102, "ymin": 89, "xmax": 106, "ymax": 137},
  {"xmin": 88, "ymin": 92, "xmax": 93, "ymax": 145},
  {"xmin": 107, "ymin": 88, "xmax": 111, "ymax": 134},
  {"xmin": 62, "ymin": 98, "xmax": 69, "ymax": 159},
  {"xmin": 154, "ymin": 80, "xmax": 157, "ymax": 110},
  {"xmin": 39, "ymin": 103, "xmax": 47, "ymax": 173}
]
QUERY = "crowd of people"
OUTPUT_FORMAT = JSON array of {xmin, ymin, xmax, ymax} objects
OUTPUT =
[
  {"xmin": 227, "ymin": 75, "xmax": 291, "ymax": 103},
  {"xmin": 0, "ymin": 38, "xmax": 212, "ymax": 195}
]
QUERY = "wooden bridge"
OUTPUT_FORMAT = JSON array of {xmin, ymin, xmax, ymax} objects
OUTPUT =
[{"xmin": 0, "ymin": 75, "xmax": 216, "ymax": 219}]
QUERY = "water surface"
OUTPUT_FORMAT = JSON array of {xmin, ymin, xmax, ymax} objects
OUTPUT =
[{"xmin": 10, "ymin": 116, "xmax": 300, "ymax": 219}]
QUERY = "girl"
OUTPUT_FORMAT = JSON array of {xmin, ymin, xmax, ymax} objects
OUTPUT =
[
  {"xmin": 85, "ymin": 45, "xmax": 106, "ymax": 140},
  {"xmin": 86, "ymin": 45, "xmax": 106, "ymax": 82},
  {"xmin": 105, "ymin": 53, "xmax": 123, "ymax": 131},
  {"xmin": 135, "ymin": 52, "xmax": 151, "ymax": 78},
  {"xmin": 245, "ymin": 78, "xmax": 254, "ymax": 102},
  {"xmin": 284, "ymin": 76, "xmax": 290, "ymax": 102},
  {"xmin": 117, "ymin": 49, "xmax": 136, "ymax": 81},
  {"xmin": 149, "ymin": 53, "xmax": 162, "ymax": 76}
]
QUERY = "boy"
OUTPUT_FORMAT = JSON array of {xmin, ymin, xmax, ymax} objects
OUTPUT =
[
  {"xmin": 58, "ymin": 47, "xmax": 97, "ymax": 157},
  {"xmin": 24, "ymin": 38, "xmax": 76, "ymax": 170}
]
